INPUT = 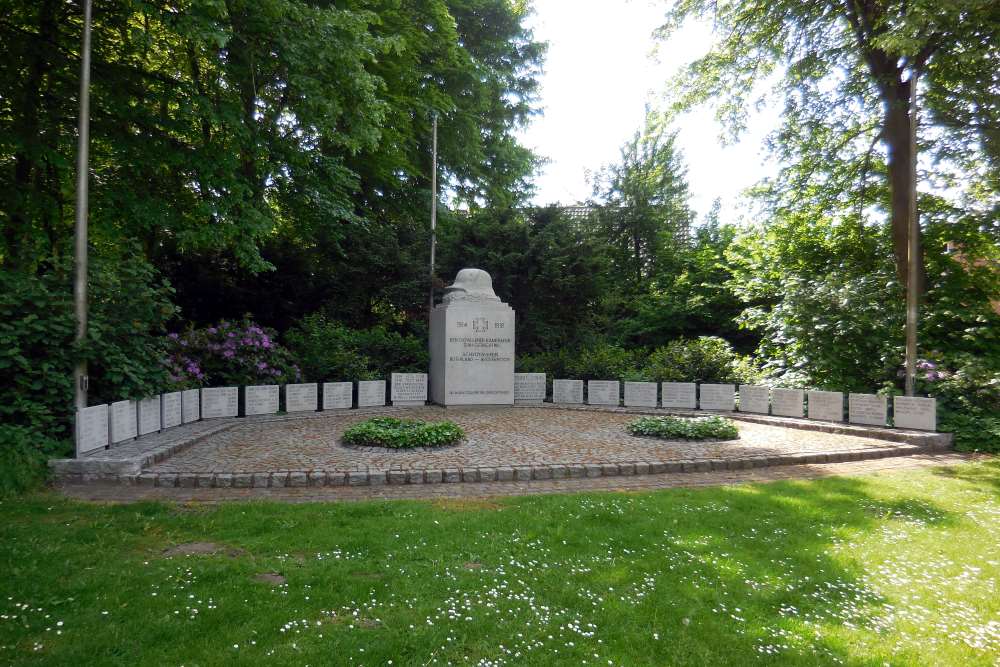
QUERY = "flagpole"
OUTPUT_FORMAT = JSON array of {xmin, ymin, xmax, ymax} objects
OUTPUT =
[
  {"xmin": 73, "ymin": 0, "xmax": 93, "ymax": 417},
  {"xmin": 428, "ymin": 112, "xmax": 438, "ymax": 316}
]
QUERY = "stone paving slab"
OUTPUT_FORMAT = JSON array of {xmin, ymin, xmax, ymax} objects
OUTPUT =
[{"xmin": 57, "ymin": 453, "xmax": 985, "ymax": 503}]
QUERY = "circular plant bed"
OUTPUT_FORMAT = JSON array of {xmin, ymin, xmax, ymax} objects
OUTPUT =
[
  {"xmin": 342, "ymin": 417, "xmax": 465, "ymax": 449},
  {"xmin": 625, "ymin": 415, "xmax": 739, "ymax": 441}
]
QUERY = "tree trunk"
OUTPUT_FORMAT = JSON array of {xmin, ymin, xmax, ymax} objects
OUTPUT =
[{"xmin": 881, "ymin": 79, "xmax": 922, "ymax": 291}]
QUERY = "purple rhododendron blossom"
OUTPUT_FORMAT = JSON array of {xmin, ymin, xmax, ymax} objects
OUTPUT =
[
  {"xmin": 223, "ymin": 350, "xmax": 235, "ymax": 358},
  {"xmin": 168, "ymin": 332, "xmax": 179, "ymax": 340},
  {"xmin": 208, "ymin": 327, "xmax": 217, "ymax": 334}
]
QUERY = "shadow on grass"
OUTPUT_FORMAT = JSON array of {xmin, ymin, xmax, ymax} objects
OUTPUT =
[{"xmin": 931, "ymin": 457, "xmax": 1000, "ymax": 495}]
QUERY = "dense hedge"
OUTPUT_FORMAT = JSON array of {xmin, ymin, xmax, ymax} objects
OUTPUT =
[
  {"xmin": 626, "ymin": 415, "xmax": 739, "ymax": 440},
  {"xmin": 342, "ymin": 417, "xmax": 465, "ymax": 449}
]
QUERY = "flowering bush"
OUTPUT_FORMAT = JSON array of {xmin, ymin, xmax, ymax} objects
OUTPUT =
[
  {"xmin": 914, "ymin": 354, "xmax": 1000, "ymax": 453},
  {"xmin": 165, "ymin": 319, "xmax": 301, "ymax": 387}
]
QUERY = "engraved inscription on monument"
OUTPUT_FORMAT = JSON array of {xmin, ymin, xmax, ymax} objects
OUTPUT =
[
  {"xmin": 323, "ymin": 382, "xmax": 353, "ymax": 410},
  {"xmin": 700, "ymin": 384, "xmax": 735, "ymax": 411},
  {"xmin": 894, "ymin": 396, "xmax": 936, "ymax": 431},
  {"xmin": 552, "ymin": 379, "xmax": 584, "ymax": 404},
  {"xmin": 245, "ymin": 385, "xmax": 279, "ymax": 415},
  {"xmin": 391, "ymin": 373, "xmax": 428, "ymax": 406},
  {"xmin": 76, "ymin": 404, "xmax": 109, "ymax": 455},
  {"xmin": 661, "ymin": 382, "xmax": 697, "ymax": 409},
  {"xmin": 358, "ymin": 380, "xmax": 386, "ymax": 407},
  {"xmin": 624, "ymin": 381, "xmax": 657, "ymax": 407},
  {"xmin": 161, "ymin": 391, "xmax": 183, "ymax": 429},
  {"xmin": 738, "ymin": 385, "xmax": 770, "ymax": 414},
  {"xmin": 138, "ymin": 395, "xmax": 161, "ymax": 436},
  {"xmin": 587, "ymin": 380, "xmax": 620, "ymax": 406},
  {"xmin": 514, "ymin": 373, "xmax": 546, "ymax": 403},
  {"xmin": 430, "ymin": 269, "xmax": 515, "ymax": 406},
  {"xmin": 181, "ymin": 389, "xmax": 200, "ymax": 423},
  {"xmin": 202, "ymin": 387, "xmax": 238, "ymax": 418},
  {"xmin": 771, "ymin": 388, "xmax": 804, "ymax": 418},
  {"xmin": 110, "ymin": 400, "xmax": 137, "ymax": 443},
  {"xmin": 848, "ymin": 393, "xmax": 887, "ymax": 426},
  {"xmin": 286, "ymin": 383, "xmax": 318, "ymax": 413},
  {"xmin": 807, "ymin": 390, "xmax": 843, "ymax": 422}
]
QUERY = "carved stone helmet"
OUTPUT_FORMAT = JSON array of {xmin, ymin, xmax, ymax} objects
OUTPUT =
[{"xmin": 442, "ymin": 268, "xmax": 500, "ymax": 303}]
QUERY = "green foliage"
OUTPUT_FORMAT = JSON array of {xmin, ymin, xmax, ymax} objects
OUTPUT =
[
  {"xmin": 920, "ymin": 354, "xmax": 1000, "ymax": 453},
  {"xmin": 285, "ymin": 314, "xmax": 427, "ymax": 382},
  {"xmin": 165, "ymin": 320, "xmax": 301, "ymax": 387},
  {"xmin": 643, "ymin": 337, "xmax": 759, "ymax": 384},
  {"xmin": 0, "ymin": 256, "xmax": 176, "ymax": 455},
  {"xmin": 0, "ymin": 425, "xmax": 59, "ymax": 496},
  {"xmin": 341, "ymin": 417, "xmax": 464, "ymax": 449},
  {"xmin": 626, "ymin": 415, "xmax": 739, "ymax": 441},
  {"xmin": 517, "ymin": 343, "xmax": 643, "ymax": 381}
]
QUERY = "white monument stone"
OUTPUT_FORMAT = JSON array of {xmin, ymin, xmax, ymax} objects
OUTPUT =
[
  {"xmin": 771, "ymin": 388, "xmax": 805, "ymax": 418},
  {"xmin": 245, "ymin": 385, "xmax": 279, "ymax": 415},
  {"xmin": 202, "ymin": 386, "xmax": 238, "ymax": 418},
  {"xmin": 391, "ymin": 373, "xmax": 428, "ymax": 406},
  {"xmin": 700, "ymin": 384, "xmax": 735, "ymax": 411},
  {"xmin": 181, "ymin": 388, "xmax": 200, "ymax": 423},
  {"xmin": 285, "ymin": 383, "xmax": 318, "ymax": 413},
  {"xmin": 109, "ymin": 399, "xmax": 137, "ymax": 443},
  {"xmin": 76, "ymin": 404, "xmax": 109, "ymax": 455},
  {"xmin": 138, "ymin": 395, "xmax": 161, "ymax": 436},
  {"xmin": 661, "ymin": 382, "xmax": 697, "ymax": 409},
  {"xmin": 323, "ymin": 382, "xmax": 353, "ymax": 410},
  {"xmin": 430, "ymin": 269, "xmax": 515, "ymax": 406},
  {"xmin": 552, "ymin": 379, "xmax": 584, "ymax": 404},
  {"xmin": 624, "ymin": 381, "xmax": 658, "ymax": 407},
  {"xmin": 894, "ymin": 396, "xmax": 937, "ymax": 431},
  {"xmin": 849, "ymin": 393, "xmax": 887, "ymax": 426},
  {"xmin": 358, "ymin": 380, "xmax": 386, "ymax": 407},
  {"xmin": 739, "ymin": 385, "xmax": 770, "ymax": 414},
  {"xmin": 514, "ymin": 373, "xmax": 546, "ymax": 403},
  {"xmin": 807, "ymin": 390, "xmax": 844, "ymax": 422},
  {"xmin": 161, "ymin": 391, "xmax": 182, "ymax": 429},
  {"xmin": 587, "ymin": 380, "xmax": 620, "ymax": 406}
]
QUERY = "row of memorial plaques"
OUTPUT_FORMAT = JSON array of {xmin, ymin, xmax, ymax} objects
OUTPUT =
[{"xmin": 75, "ymin": 377, "xmax": 430, "ymax": 456}]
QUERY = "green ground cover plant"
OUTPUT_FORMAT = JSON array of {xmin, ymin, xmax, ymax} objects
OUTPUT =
[
  {"xmin": 1, "ymin": 462, "xmax": 998, "ymax": 665},
  {"xmin": 627, "ymin": 415, "xmax": 740, "ymax": 440},
  {"xmin": 341, "ymin": 417, "xmax": 465, "ymax": 449}
]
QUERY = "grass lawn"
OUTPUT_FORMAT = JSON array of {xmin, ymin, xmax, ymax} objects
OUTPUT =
[{"xmin": 2, "ymin": 462, "xmax": 999, "ymax": 666}]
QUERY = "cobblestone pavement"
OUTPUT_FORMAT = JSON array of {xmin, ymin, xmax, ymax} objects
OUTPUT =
[
  {"xmin": 147, "ymin": 406, "xmax": 912, "ymax": 474},
  {"xmin": 59, "ymin": 452, "xmax": 984, "ymax": 503}
]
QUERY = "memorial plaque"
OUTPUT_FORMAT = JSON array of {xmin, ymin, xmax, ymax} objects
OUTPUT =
[
  {"xmin": 285, "ymin": 383, "xmax": 318, "ymax": 413},
  {"xmin": 76, "ymin": 404, "xmax": 109, "ymax": 455},
  {"xmin": 699, "ymin": 384, "xmax": 735, "ymax": 411},
  {"xmin": 894, "ymin": 396, "xmax": 936, "ymax": 431},
  {"xmin": 391, "ymin": 373, "xmax": 428, "ymax": 406},
  {"xmin": 430, "ymin": 269, "xmax": 515, "ymax": 406},
  {"xmin": 245, "ymin": 385, "xmax": 279, "ymax": 415},
  {"xmin": 807, "ymin": 390, "xmax": 843, "ymax": 422},
  {"xmin": 161, "ymin": 391, "xmax": 182, "ymax": 429},
  {"xmin": 587, "ymin": 380, "xmax": 620, "ymax": 406},
  {"xmin": 323, "ymin": 382, "xmax": 353, "ymax": 410},
  {"xmin": 181, "ymin": 389, "xmax": 200, "ymax": 423},
  {"xmin": 358, "ymin": 380, "xmax": 386, "ymax": 407},
  {"xmin": 552, "ymin": 379, "xmax": 584, "ymax": 404},
  {"xmin": 624, "ymin": 381, "xmax": 658, "ymax": 407},
  {"xmin": 109, "ymin": 400, "xmax": 138, "ymax": 443},
  {"xmin": 661, "ymin": 382, "xmax": 697, "ymax": 409},
  {"xmin": 849, "ymin": 393, "xmax": 887, "ymax": 426},
  {"xmin": 138, "ymin": 396, "xmax": 161, "ymax": 436},
  {"xmin": 514, "ymin": 373, "xmax": 546, "ymax": 403},
  {"xmin": 739, "ymin": 385, "xmax": 770, "ymax": 414},
  {"xmin": 771, "ymin": 388, "xmax": 805, "ymax": 418},
  {"xmin": 202, "ymin": 386, "xmax": 238, "ymax": 418}
]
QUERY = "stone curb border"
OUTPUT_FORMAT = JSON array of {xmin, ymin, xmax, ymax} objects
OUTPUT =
[{"xmin": 61, "ymin": 442, "xmax": 934, "ymax": 487}]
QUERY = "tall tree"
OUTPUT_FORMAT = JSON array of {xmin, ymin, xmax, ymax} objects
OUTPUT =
[{"xmin": 659, "ymin": 0, "xmax": 1000, "ymax": 289}]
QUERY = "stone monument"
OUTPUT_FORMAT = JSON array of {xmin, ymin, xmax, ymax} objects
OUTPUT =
[{"xmin": 430, "ymin": 268, "xmax": 515, "ymax": 406}]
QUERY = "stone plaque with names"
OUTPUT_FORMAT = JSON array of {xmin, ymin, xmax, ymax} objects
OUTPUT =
[
  {"xmin": 661, "ymin": 382, "xmax": 697, "ymax": 409},
  {"xmin": 358, "ymin": 380, "xmax": 386, "ymax": 407},
  {"xmin": 76, "ymin": 404, "xmax": 109, "ymax": 455},
  {"xmin": 285, "ymin": 383, "xmax": 318, "ymax": 413},
  {"xmin": 894, "ymin": 396, "xmax": 936, "ymax": 431},
  {"xmin": 514, "ymin": 373, "xmax": 546, "ymax": 403},
  {"xmin": 849, "ymin": 393, "xmax": 887, "ymax": 426},
  {"xmin": 138, "ymin": 395, "xmax": 161, "ymax": 436},
  {"xmin": 181, "ymin": 389, "xmax": 200, "ymax": 423},
  {"xmin": 739, "ymin": 385, "xmax": 770, "ymax": 414},
  {"xmin": 771, "ymin": 388, "xmax": 805, "ymax": 418},
  {"xmin": 323, "ymin": 382, "xmax": 353, "ymax": 410},
  {"xmin": 110, "ymin": 400, "xmax": 138, "ymax": 443},
  {"xmin": 699, "ymin": 384, "xmax": 735, "ymax": 411},
  {"xmin": 161, "ymin": 391, "xmax": 182, "ymax": 429},
  {"xmin": 430, "ymin": 269, "xmax": 515, "ymax": 406},
  {"xmin": 202, "ymin": 386, "xmax": 238, "ymax": 418},
  {"xmin": 807, "ymin": 390, "xmax": 844, "ymax": 422},
  {"xmin": 587, "ymin": 380, "xmax": 620, "ymax": 406},
  {"xmin": 245, "ymin": 385, "xmax": 279, "ymax": 415},
  {"xmin": 624, "ymin": 381, "xmax": 658, "ymax": 407},
  {"xmin": 552, "ymin": 379, "xmax": 583, "ymax": 404},
  {"xmin": 391, "ymin": 373, "xmax": 428, "ymax": 406}
]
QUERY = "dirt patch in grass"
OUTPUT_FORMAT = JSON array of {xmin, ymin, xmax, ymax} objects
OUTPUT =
[
  {"xmin": 162, "ymin": 541, "xmax": 246, "ymax": 558},
  {"xmin": 254, "ymin": 572, "xmax": 286, "ymax": 585},
  {"xmin": 432, "ymin": 498, "xmax": 505, "ymax": 512},
  {"xmin": 463, "ymin": 561, "xmax": 482, "ymax": 570}
]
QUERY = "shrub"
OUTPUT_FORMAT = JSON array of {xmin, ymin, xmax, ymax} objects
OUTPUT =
[
  {"xmin": 285, "ymin": 314, "xmax": 428, "ymax": 381},
  {"xmin": 644, "ymin": 336, "xmax": 759, "ymax": 384},
  {"xmin": 0, "ymin": 425, "xmax": 64, "ymax": 496},
  {"xmin": 918, "ymin": 354, "xmax": 1000, "ymax": 453},
  {"xmin": 518, "ymin": 343, "xmax": 642, "ymax": 380},
  {"xmin": 342, "ymin": 417, "xmax": 464, "ymax": 449},
  {"xmin": 626, "ymin": 415, "xmax": 739, "ymax": 440},
  {"xmin": 164, "ymin": 319, "xmax": 301, "ymax": 387}
]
